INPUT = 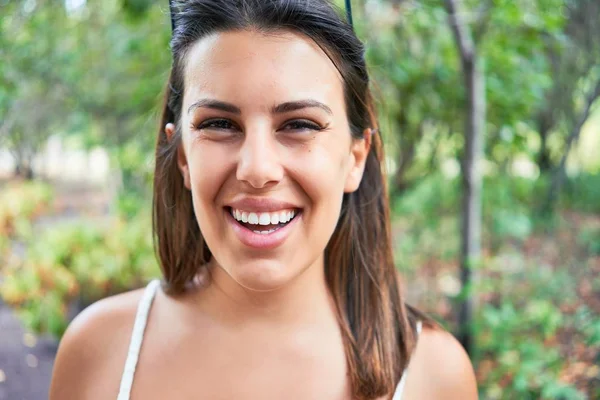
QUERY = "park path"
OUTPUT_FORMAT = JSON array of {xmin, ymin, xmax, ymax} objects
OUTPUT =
[{"xmin": 0, "ymin": 299, "xmax": 57, "ymax": 400}]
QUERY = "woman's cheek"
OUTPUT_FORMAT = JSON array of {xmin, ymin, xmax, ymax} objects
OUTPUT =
[
  {"xmin": 285, "ymin": 150, "xmax": 347, "ymax": 210},
  {"xmin": 188, "ymin": 145, "xmax": 232, "ymax": 191},
  {"xmin": 292, "ymin": 141, "xmax": 347, "ymax": 180}
]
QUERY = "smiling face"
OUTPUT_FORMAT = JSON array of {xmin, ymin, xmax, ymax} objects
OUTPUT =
[{"xmin": 168, "ymin": 30, "xmax": 370, "ymax": 291}]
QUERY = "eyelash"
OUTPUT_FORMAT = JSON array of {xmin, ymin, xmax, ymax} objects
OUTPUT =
[{"xmin": 195, "ymin": 119, "xmax": 324, "ymax": 133}]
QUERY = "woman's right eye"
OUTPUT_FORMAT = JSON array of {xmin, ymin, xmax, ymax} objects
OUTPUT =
[{"xmin": 196, "ymin": 119, "xmax": 237, "ymax": 131}]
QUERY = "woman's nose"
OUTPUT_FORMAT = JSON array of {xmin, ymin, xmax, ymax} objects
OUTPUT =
[{"xmin": 236, "ymin": 131, "xmax": 284, "ymax": 189}]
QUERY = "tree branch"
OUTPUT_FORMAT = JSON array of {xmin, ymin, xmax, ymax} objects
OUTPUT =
[
  {"xmin": 544, "ymin": 78, "xmax": 600, "ymax": 213},
  {"xmin": 445, "ymin": 0, "xmax": 475, "ymax": 64},
  {"xmin": 473, "ymin": 0, "xmax": 495, "ymax": 44}
]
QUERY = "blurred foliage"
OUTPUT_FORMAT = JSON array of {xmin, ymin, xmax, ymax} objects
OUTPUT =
[
  {"xmin": 0, "ymin": 0, "xmax": 169, "ymax": 197},
  {"xmin": 0, "ymin": 181, "xmax": 54, "ymax": 240},
  {"xmin": 578, "ymin": 226, "xmax": 600, "ymax": 256},
  {"xmin": 393, "ymin": 172, "xmax": 600, "ymax": 398},
  {"xmin": 561, "ymin": 174, "xmax": 600, "ymax": 214},
  {"xmin": 359, "ymin": 0, "xmax": 590, "ymax": 191},
  {"xmin": 0, "ymin": 212, "xmax": 159, "ymax": 338},
  {"xmin": 475, "ymin": 267, "xmax": 583, "ymax": 399}
]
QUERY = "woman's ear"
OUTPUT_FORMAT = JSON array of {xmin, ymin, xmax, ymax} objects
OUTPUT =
[
  {"xmin": 344, "ymin": 128, "xmax": 373, "ymax": 193},
  {"xmin": 165, "ymin": 123, "xmax": 191, "ymax": 190}
]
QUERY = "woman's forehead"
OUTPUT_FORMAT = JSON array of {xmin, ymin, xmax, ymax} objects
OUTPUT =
[{"xmin": 182, "ymin": 30, "xmax": 345, "ymax": 111}]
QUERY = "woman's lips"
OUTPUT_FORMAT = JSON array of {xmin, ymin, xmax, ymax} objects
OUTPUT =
[{"xmin": 225, "ymin": 208, "xmax": 302, "ymax": 249}]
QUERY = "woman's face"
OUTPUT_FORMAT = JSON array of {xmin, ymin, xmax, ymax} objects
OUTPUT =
[{"xmin": 169, "ymin": 30, "xmax": 370, "ymax": 291}]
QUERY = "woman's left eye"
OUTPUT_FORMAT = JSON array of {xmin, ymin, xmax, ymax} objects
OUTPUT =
[{"xmin": 280, "ymin": 120, "xmax": 323, "ymax": 132}]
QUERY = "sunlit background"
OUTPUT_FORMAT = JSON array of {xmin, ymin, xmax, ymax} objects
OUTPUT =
[{"xmin": 0, "ymin": 0, "xmax": 599, "ymax": 399}]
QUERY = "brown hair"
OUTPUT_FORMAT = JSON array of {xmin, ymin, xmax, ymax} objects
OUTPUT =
[{"xmin": 152, "ymin": 1, "xmax": 435, "ymax": 398}]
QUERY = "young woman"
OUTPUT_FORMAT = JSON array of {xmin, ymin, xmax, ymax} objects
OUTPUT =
[{"xmin": 50, "ymin": 1, "xmax": 478, "ymax": 399}]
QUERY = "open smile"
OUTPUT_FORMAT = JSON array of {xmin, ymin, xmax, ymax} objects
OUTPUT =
[{"xmin": 225, "ymin": 207, "xmax": 303, "ymax": 249}]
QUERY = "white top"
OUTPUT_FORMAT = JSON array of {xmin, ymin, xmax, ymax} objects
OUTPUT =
[{"xmin": 117, "ymin": 279, "xmax": 422, "ymax": 400}]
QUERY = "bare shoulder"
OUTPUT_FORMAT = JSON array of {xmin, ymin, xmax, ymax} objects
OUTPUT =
[
  {"xmin": 49, "ymin": 287, "xmax": 147, "ymax": 400},
  {"xmin": 404, "ymin": 325, "xmax": 479, "ymax": 399}
]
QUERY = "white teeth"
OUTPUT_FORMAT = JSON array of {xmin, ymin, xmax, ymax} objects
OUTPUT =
[
  {"xmin": 248, "ymin": 212, "xmax": 259, "ymax": 224},
  {"xmin": 254, "ymin": 229, "xmax": 276, "ymax": 234},
  {"xmin": 271, "ymin": 213, "xmax": 279, "ymax": 224},
  {"xmin": 279, "ymin": 211, "xmax": 288, "ymax": 223},
  {"xmin": 258, "ymin": 213, "xmax": 270, "ymax": 225},
  {"xmin": 231, "ymin": 208, "xmax": 298, "ymax": 225}
]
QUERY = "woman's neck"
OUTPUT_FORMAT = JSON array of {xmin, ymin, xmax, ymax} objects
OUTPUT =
[{"xmin": 195, "ymin": 256, "xmax": 340, "ymax": 330}]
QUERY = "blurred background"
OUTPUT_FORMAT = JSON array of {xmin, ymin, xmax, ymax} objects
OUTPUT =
[{"xmin": 0, "ymin": 0, "xmax": 598, "ymax": 399}]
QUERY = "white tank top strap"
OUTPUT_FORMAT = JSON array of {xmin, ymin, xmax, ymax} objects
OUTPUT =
[
  {"xmin": 117, "ymin": 279, "xmax": 161, "ymax": 400},
  {"xmin": 392, "ymin": 320, "xmax": 423, "ymax": 400}
]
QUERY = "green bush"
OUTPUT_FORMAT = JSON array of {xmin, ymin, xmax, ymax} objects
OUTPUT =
[
  {"xmin": 0, "ymin": 213, "xmax": 160, "ymax": 338},
  {"xmin": 474, "ymin": 264, "xmax": 585, "ymax": 399},
  {"xmin": 391, "ymin": 170, "xmax": 598, "ymax": 398},
  {"xmin": 392, "ymin": 173, "xmax": 460, "ymax": 224},
  {"xmin": 561, "ymin": 173, "xmax": 600, "ymax": 213},
  {"xmin": 1, "ymin": 261, "xmax": 78, "ymax": 337},
  {"xmin": 0, "ymin": 180, "xmax": 53, "ymax": 239},
  {"xmin": 577, "ymin": 226, "xmax": 600, "ymax": 256},
  {"xmin": 392, "ymin": 174, "xmax": 547, "ymax": 222}
]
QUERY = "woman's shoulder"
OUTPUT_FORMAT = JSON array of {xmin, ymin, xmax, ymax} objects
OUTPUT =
[
  {"xmin": 70, "ymin": 285, "xmax": 149, "ymax": 330},
  {"xmin": 404, "ymin": 325, "xmax": 478, "ymax": 399},
  {"xmin": 49, "ymin": 286, "xmax": 149, "ymax": 400}
]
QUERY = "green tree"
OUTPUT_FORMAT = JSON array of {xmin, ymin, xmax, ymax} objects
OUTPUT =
[
  {"xmin": 0, "ymin": 0, "xmax": 71, "ymax": 178},
  {"xmin": 1, "ymin": 0, "xmax": 170, "ymax": 212}
]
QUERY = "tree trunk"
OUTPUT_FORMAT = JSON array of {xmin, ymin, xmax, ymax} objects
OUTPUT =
[
  {"xmin": 393, "ymin": 140, "xmax": 416, "ymax": 194},
  {"xmin": 14, "ymin": 160, "xmax": 34, "ymax": 180},
  {"xmin": 392, "ymin": 109, "xmax": 417, "ymax": 195},
  {"xmin": 12, "ymin": 147, "xmax": 35, "ymax": 180},
  {"xmin": 537, "ymin": 114, "xmax": 553, "ymax": 173},
  {"xmin": 24, "ymin": 164, "xmax": 34, "ymax": 180},
  {"xmin": 457, "ymin": 58, "xmax": 484, "ymax": 356},
  {"xmin": 445, "ymin": 0, "xmax": 485, "ymax": 355}
]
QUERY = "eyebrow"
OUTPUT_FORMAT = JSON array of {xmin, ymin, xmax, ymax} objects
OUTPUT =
[
  {"xmin": 272, "ymin": 100, "xmax": 333, "ymax": 115},
  {"xmin": 187, "ymin": 99, "xmax": 333, "ymax": 116},
  {"xmin": 187, "ymin": 99, "xmax": 241, "ymax": 115}
]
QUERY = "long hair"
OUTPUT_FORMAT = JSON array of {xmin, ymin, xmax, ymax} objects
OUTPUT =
[{"xmin": 152, "ymin": 1, "xmax": 435, "ymax": 398}]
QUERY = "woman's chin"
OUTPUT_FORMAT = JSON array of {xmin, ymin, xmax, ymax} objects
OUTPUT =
[{"xmin": 226, "ymin": 261, "xmax": 297, "ymax": 292}]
